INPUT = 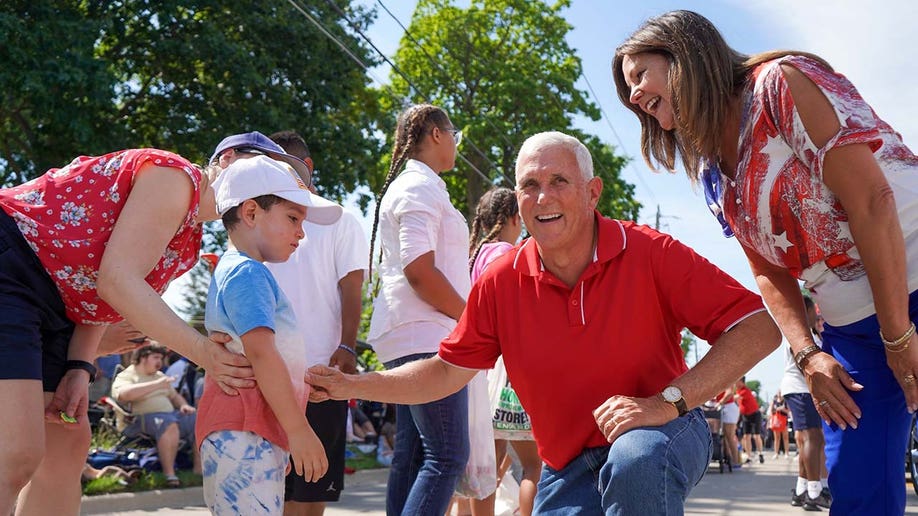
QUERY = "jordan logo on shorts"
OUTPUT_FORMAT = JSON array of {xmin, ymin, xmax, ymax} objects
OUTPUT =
[{"xmin": 326, "ymin": 483, "xmax": 337, "ymax": 492}]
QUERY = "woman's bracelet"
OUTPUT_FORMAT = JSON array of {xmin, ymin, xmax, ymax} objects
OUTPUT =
[
  {"xmin": 793, "ymin": 344, "xmax": 823, "ymax": 372},
  {"xmin": 880, "ymin": 322, "xmax": 916, "ymax": 352},
  {"xmin": 337, "ymin": 344, "xmax": 357, "ymax": 357}
]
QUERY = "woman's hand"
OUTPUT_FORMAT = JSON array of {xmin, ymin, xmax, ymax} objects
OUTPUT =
[
  {"xmin": 97, "ymin": 321, "xmax": 147, "ymax": 357},
  {"xmin": 44, "ymin": 369, "xmax": 91, "ymax": 426},
  {"xmin": 805, "ymin": 352, "xmax": 863, "ymax": 430},
  {"xmin": 199, "ymin": 332, "xmax": 255, "ymax": 395},
  {"xmin": 885, "ymin": 331, "xmax": 918, "ymax": 413}
]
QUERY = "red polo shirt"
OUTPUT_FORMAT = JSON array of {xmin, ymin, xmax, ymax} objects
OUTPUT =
[
  {"xmin": 736, "ymin": 386, "xmax": 759, "ymax": 416},
  {"xmin": 439, "ymin": 213, "xmax": 765, "ymax": 470}
]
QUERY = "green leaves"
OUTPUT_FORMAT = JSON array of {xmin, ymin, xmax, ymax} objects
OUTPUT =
[
  {"xmin": 1, "ymin": 0, "xmax": 383, "ymax": 203},
  {"xmin": 378, "ymin": 0, "xmax": 639, "ymax": 220}
]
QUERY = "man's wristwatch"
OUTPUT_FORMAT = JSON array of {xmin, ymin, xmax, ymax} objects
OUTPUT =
[
  {"xmin": 65, "ymin": 360, "xmax": 97, "ymax": 384},
  {"xmin": 662, "ymin": 385, "xmax": 688, "ymax": 417}
]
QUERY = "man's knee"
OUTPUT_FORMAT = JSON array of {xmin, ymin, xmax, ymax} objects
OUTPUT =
[
  {"xmin": 604, "ymin": 431, "xmax": 667, "ymax": 483},
  {"xmin": 158, "ymin": 422, "xmax": 180, "ymax": 445}
]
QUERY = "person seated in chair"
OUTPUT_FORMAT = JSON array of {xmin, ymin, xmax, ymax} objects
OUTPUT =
[{"xmin": 111, "ymin": 343, "xmax": 202, "ymax": 486}]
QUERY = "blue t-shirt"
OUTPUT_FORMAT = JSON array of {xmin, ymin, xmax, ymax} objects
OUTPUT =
[{"xmin": 197, "ymin": 249, "xmax": 308, "ymax": 450}]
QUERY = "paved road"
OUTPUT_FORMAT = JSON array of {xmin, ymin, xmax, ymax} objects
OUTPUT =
[{"xmin": 82, "ymin": 455, "xmax": 918, "ymax": 515}]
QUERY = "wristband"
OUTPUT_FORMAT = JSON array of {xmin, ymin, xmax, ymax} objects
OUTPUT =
[
  {"xmin": 64, "ymin": 360, "xmax": 97, "ymax": 384},
  {"xmin": 337, "ymin": 344, "xmax": 357, "ymax": 357}
]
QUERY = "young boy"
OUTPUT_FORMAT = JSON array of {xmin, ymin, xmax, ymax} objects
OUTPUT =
[{"xmin": 196, "ymin": 155, "xmax": 341, "ymax": 514}]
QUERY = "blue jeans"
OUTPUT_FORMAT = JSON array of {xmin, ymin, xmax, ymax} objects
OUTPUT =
[
  {"xmin": 534, "ymin": 408, "xmax": 710, "ymax": 515},
  {"xmin": 821, "ymin": 293, "xmax": 916, "ymax": 516},
  {"xmin": 384, "ymin": 353, "xmax": 469, "ymax": 516}
]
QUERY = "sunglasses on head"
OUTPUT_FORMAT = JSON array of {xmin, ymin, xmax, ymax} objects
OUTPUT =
[{"xmin": 232, "ymin": 147, "xmax": 267, "ymax": 157}]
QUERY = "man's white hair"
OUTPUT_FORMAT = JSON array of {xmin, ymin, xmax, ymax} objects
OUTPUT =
[{"xmin": 515, "ymin": 131, "xmax": 594, "ymax": 181}]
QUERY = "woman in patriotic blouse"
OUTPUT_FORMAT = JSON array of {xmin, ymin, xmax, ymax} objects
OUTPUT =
[
  {"xmin": 0, "ymin": 149, "xmax": 251, "ymax": 514},
  {"xmin": 614, "ymin": 10, "xmax": 918, "ymax": 515}
]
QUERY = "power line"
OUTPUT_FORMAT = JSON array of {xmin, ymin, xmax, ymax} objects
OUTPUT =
[
  {"xmin": 373, "ymin": 1, "xmax": 634, "ymax": 195},
  {"xmin": 580, "ymin": 71, "xmax": 658, "ymax": 206},
  {"xmin": 311, "ymin": 0, "xmax": 503, "ymax": 187},
  {"xmin": 377, "ymin": 0, "xmax": 517, "ymax": 187}
]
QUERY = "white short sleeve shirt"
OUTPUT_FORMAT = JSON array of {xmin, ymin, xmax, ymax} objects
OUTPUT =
[{"xmin": 266, "ymin": 209, "xmax": 369, "ymax": 367}]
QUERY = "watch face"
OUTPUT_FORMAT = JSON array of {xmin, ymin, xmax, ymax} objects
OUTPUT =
[{"xmin": 663, "ymin": 386, "xmax": 682, "ymax": 402}]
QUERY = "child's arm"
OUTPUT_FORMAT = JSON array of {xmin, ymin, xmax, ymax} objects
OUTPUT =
[{"xmin": 241, "ymin": 327, "xmax": 329, "ymax": 482}]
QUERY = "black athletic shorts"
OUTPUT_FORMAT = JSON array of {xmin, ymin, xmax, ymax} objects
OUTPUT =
[{"xmin": 285, "ymin": 399, "xmax": 348, "ymax": 502}]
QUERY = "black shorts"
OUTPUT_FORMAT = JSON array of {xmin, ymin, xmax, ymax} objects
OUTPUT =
[
  {"xmin": 740, "ymin": 410, "xmax": 763, "ymax": 435},
  {"xmin": 785, "ymin": 392, "xmax": 822, "ymax": 431},
  {"xmin": 0, "ymin": 209, "xmax": 74, "ymax": 392},
  {"xmin": 285, "ymin": 399, "xmax": 348, "ymax": 502}
]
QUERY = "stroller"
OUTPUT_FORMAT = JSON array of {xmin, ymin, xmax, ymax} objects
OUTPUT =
[{"xmin": 703, "ymin": 400, "xmax": 732, "ymax": 473}]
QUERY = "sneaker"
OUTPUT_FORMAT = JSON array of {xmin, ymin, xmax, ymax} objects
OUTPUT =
[
  {"xmin": 791, "ymin": 489, "xmax": 804, "ymax": 507},
  {"xmin": 813, "ymin": 489, "xmax": 832, "ymax": 509},
  {"xmin": 731, "ymin": 463, "xmax": 742, "ymax": 470},
  {"xmin": 772, "ymin": 453, "xmax": 780, "ymax": 460},
  {"xmin": 758, "ymin": 453, "xmax": 765, "ymax": 464},
  {"xmin": 803, "ymin": 494, "xmax": 823, "ymax": 511}
]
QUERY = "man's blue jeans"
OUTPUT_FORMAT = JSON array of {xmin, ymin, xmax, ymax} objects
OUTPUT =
[
  {"xmin": 534, "ymin": 408, "xmax": 710, "ymax": 515},
  {"xmin": 384, "ymin": 353, "xmax": 469, "ymax": 516}
]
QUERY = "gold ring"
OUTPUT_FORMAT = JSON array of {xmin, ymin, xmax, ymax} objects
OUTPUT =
[
  {"xmin": 818, "ymin": 400, "xmax": 829, "ymax": 407},
  {"xmin": 904, "ymin": 374, "xmax": 916, "ymax": 384}
]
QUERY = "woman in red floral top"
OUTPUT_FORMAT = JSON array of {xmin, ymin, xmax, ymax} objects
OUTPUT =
[
  {"xmin": 0, "ymin": 149, "xmax": 255, "ymax": 514},
  {"xmin": 614, "ymin": 10, "xmax": 918, "ymax": 515}
]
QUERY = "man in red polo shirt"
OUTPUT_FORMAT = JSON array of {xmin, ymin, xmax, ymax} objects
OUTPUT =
[
  {"xmin": 736, "ymin": 376, "xmax": 766, "ymax": 464},
  {"xmin": 307, "ymin": 131, "xmax": 781, "ymax": 514}
]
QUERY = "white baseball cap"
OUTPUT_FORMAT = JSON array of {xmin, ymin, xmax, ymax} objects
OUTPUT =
[{"xmin": 212, "ymin": 155, "xmax": 342, "ymax": 225}]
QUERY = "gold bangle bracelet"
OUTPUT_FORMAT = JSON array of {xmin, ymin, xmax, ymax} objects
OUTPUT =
[
  {"xmin": 880, "ymin": 322, "xmax": 916, "ymax": 349},
  {"xmin": 886, "ymin": 341, "xmax": 910, "ymax": 353}
]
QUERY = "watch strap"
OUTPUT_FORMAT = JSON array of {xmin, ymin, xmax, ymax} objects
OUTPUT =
[
  {"xmin": 671, "ymin": 397, "xmax": 688, "ymax": 417},
  {"xmin": 64, "ymin": 360, "xmax": 97, "ymax": 384}
]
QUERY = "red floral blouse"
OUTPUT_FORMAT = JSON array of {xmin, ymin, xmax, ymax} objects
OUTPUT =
[{"xmin": 0, "ymin": 149, "xmax": 203, "ymax": 324}]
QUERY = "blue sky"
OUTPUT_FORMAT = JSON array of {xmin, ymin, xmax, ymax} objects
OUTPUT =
[{"xmin": 170, "ymin": 0, "xmax": 918, "ymax": 398}]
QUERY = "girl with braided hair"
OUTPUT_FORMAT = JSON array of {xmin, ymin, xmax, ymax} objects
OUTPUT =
[
  {"xmin": 365, "ymin": 104, "xmax": 471, "ymax": 515},
  {"xmin": 467, "ymin": 188, "xmax": 542, "ymax": 516},
  {"xmin": 469, "ymin": 187, "xmax": 521, "ymax": 278}
]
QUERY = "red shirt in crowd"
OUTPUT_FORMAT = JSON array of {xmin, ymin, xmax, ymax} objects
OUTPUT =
[{"xmin": 736, "ymin": 385, "xmax": 759, "ymax": 416}]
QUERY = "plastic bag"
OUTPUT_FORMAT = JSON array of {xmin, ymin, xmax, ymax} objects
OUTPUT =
[
  {"xmin": 455, "ymin": 371, "xmax": 497, "ymax": 499},
  {"xmin": 494, "ymin": 470, "xmax": 521, "ymax": 516}
]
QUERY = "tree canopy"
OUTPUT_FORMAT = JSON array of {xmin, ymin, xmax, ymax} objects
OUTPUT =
[
  {"xmin": 376, "ymin": 0, "xmax": 640, "ymax": 220},
  {"xmin": 1, "ymin": 0, "xmax": 382, "ymax": 207}
]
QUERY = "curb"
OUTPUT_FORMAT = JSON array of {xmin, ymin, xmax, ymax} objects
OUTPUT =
[{"xmin": 80, "ymin": 486, "xmax": 204, "ymax": 514}]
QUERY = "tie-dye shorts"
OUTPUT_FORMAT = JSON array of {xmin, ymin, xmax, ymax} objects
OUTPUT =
[{"xmin": 201, "ymin": 430, "xmax": 289, "ymax": 515}]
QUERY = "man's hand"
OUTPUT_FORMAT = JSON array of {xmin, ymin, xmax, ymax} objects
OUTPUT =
[
  {"xmin": 328, "ymin": 347, "xmax": 358, "ymax": 375},
  {"xmin": 45, "ymin": 369, "xmax": 91, "ymax": 426},
  {"xmin": 97, "ymin": 321, "xmax": 147, "ymax": 357},
  {"xmin": 159, "ymin": 375, "xmax": 177, "ymax": 388},
  {"xmin": 592, "ymin": 394, "xmax": 677, "ymax": 446},
  {"xmin": 203, "ymin": 332, "xmax": 255, "ymax": 395},
  {"xmin": 306, "ymin": 365, "xmax": 355, "ymax": 402},
  {"xmin": 178, "ymin": 404, "xmax": 196, "ymax": 415}
]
